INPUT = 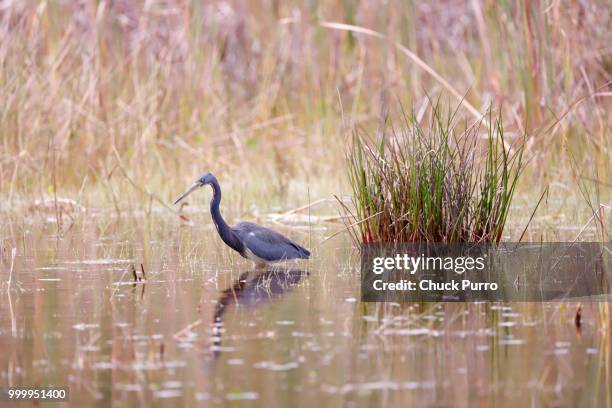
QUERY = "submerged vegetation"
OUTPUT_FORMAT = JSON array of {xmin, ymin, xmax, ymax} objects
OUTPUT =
[{"xmin": 348, "ymin": 102, "xmax": 525, "ymax": 243}]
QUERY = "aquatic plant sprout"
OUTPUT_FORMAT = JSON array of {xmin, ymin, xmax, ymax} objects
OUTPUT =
[{"xmin": 348, "ymin": 101, "xmax": 525, "ymax": 244}]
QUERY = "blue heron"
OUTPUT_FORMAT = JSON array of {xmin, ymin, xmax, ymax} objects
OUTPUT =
[{"xmin": 174, "ymin": 173, "xmax": 310, "ymax": 266}]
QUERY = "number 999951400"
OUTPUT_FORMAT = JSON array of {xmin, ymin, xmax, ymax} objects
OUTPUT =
[{"xmin": 0, "ymin": 387, "xmax": 69, "ymax": 401}]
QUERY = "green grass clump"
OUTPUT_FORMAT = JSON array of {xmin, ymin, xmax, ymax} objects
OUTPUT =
[{"xmin": 348, "ymin": 101, "xmax": 524, "ymax": 244}]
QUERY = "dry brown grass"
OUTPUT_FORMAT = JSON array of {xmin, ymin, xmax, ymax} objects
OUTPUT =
[{"xmin": 0, "ymin": 0, "xmax": 609, "ymax": 219}]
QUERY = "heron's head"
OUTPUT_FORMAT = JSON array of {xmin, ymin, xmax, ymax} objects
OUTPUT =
[{"xmin": 173, "ymin": 172, "xmax": 217, "ymax": 205}]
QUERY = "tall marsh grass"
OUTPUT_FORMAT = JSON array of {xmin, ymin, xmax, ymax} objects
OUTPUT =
[
  {"xmin": 0, "ymin": 1, "xmax": 608, "ymax": 215},
  {"xmin": 348, "ymin": 102, "xmax": 524, "ymax": 243}
]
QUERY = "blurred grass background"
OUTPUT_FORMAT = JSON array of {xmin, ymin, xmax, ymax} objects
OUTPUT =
[{"xmin": 0, "ymin": 0, "xmax": 609, "ymax": 228}]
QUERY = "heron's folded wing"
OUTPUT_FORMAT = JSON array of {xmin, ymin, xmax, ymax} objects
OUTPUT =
[{"xmin": 233, "ymin": 222, "xmax": 310, "ymax": 261}]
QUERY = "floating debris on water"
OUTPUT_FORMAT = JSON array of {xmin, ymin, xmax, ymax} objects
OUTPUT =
[
  {"xmin": 275, "ymin": 320, "xmax": 295, "ymax": 325},
  {"xmin": 72, "ymin": 323, "xmax": 100, "ymax": 331},
  {"xmin": 123, "ymin": 334, "xmax": 163, "ymax": 341},
  {"xmin": 226, "ymin": 392, "xmax": 259, "ymax": 401},
  {"xmin": 92, "ymin": 360, "xmax": 187, "ymax": 371},
  {"xmin": 499, "ymin": 338, "xmax": 526, "ymax": 346},
  {"xmin": 491, "ymin": 305, "xmax": 513, "ymax": 311},
  {"xmin": 63, "ymin": 259, "xmax": 133, "ymax": 265},
  {"xmin": 154, "ymin": 390, "xmax": 182, "ymax": 399},
  {"xmin": 322, "ymin": 381, "xmax": 436, "ymax": 394},
  {"xmin": 254, "ymin": 361, "xmax": 300, "ymax": 371},
  {"xmin": 114, "ymin": 384, "xmax": 142, "ymax": 392},
  {"xmin": 162, "ymin": 381, "xmax": 182, "ymax": 389},
  {"xmin": 384, "ymin": 328, "xmax": 442, "ymax": 337}
]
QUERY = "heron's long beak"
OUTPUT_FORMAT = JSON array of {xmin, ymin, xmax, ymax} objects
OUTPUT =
[{"xmin": 173, "ymin": 182, "xmax": 202, "ymax": 205}]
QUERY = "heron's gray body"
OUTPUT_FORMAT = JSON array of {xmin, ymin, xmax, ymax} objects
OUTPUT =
[
  {"xmin": 174, "ymin": 172, "xmax": 310, "ymax": 266},
  {"xmin": 231, "ymin": 221, "xmax": 310, "ymax": 263}
]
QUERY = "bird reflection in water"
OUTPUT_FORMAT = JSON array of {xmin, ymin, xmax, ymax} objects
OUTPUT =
[{"xmin": 210, "ymin": 268, "xmax": 308, "ymax": 358}]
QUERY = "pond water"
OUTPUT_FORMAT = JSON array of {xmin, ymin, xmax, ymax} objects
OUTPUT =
[{"xmin": 0, "ymin": 211, "xmax": 609, "ymax": 406}]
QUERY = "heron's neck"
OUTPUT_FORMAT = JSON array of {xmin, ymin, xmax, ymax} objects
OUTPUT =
[{"xmin": 209, "ymin": 179, "xmax": 243, "ymax": 253}]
